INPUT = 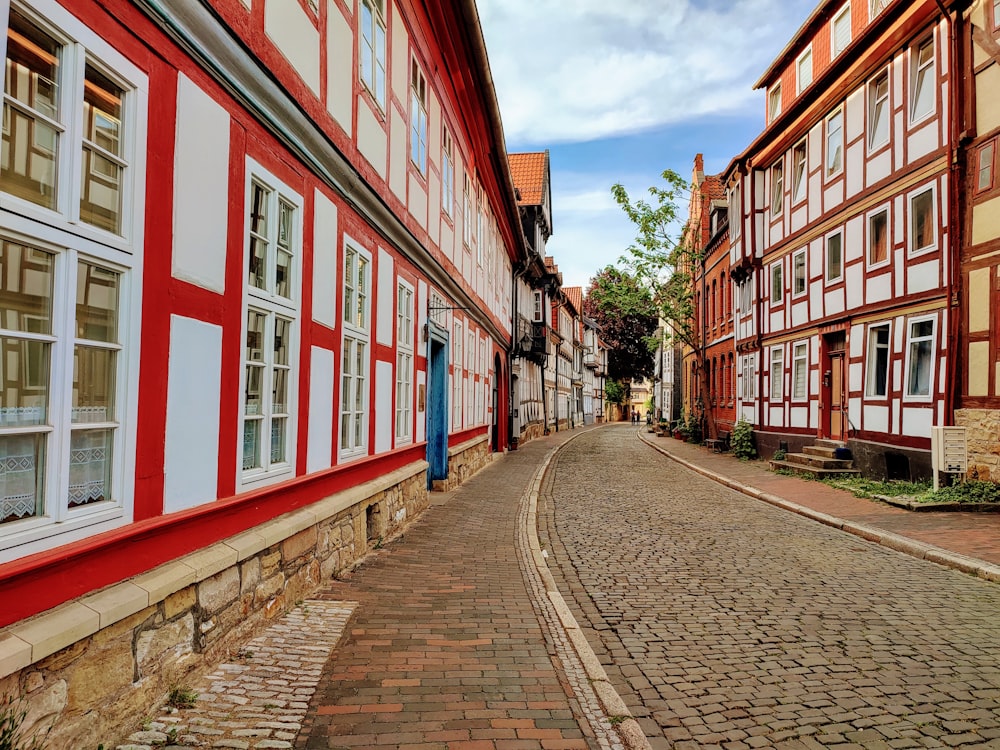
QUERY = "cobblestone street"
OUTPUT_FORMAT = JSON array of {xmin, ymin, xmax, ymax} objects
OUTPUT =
[{"xmin": 539, "ymin": 425, "xmax": 1000, "ymax": 750}]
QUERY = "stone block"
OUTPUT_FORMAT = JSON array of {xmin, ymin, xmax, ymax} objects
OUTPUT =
[
  {"xmin": 164, "ymin": 585, "xmax": 197, "ymax": 620},
  {"xmin": 261, "ymin": 550, "xmax": 282, "ymax": 578},
  {"xmin": 66, "ymin": 638, "xmax": 134, "ymax": 712},
  {"xmin": 185, "ymin": 544, "xmax": 238, "ymax": 581},
  {"xmin": 0, "ymin": 633, "xmax": 32, "ymax": 679},
  {"xmin": 81, "ymin": 582, "xmax": 149, "ymax": 628},
  {"xmin": 281, "ymin": 526, "xmax": 318, "ymax": 563},
  {"xmin": 11, "ymin": 602, "xmax": 100, "ymax": 662},
  {"xmin": 240, "ymin": 557, "xmax": 261, "ymax": 596},
  {"xmin": 136, "ymin": 613, "xmax": 195, "ymax": 677},
  {"xmin": 198, "ymin": 566, "xmax": 240, "ymax": 613},
  {"xmin": 133, "ymin": 560, "xmax": 197, "ymax": 604}
]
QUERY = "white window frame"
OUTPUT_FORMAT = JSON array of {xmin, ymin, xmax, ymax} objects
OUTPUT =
[
  {"xmin": 791, "ymin": 139, "xmax": 807, "ymax": 204},
  {"xmin": 770, "ymin": 261, "xmax": 783, "ymax": 305},
  {"xmin": 768, "ymin": 84, "xmax": 782, "ymax": 123},
  {"xmin": 452, "ymin": 319, "xmax": 463, "ymax": 430},
  {"xmin": 908, "ymin": 183, "xmax": 937, "ymax": 256},
  {"xmin": 868, "ymin": 69, "xmax": 890, "ymax": 151},
  {"xmin": 870, "ymin": 0, "xmax": 890, "ymax": 18},
  {"xmin": 0, "ymin": 0, "xmax": 146, "ymax": 559},
  {"xmin": 832, "ymin": 4, "xmax": 851, "ymax": 58},
  {"xmin": 533, "ymin": 290, "xmax": 543, "ymax": 322},
  {"xmin": 476, "ymin": 186, "xmax": 484, "ymax": 267},
  {"xmin": 903, "ymin": 315, "xmax": 936, "ymax": 401},
  {"xmin": 791, "ymin": 341, "xmax": 809, "ymax": 401},
  {"xmin": 395, "ymin": 280, "xmax": 414, "ymax": 445},
  {"xmin": 825, "ymin": 229, "xmax": 843, "ymax": 284},
  {"xmin": 409, "ymin": 58, "xmax": 427, "ymax": 175},
  {"xmin": 358, "ymin": 0, "xmax": 386, "ymax": 112},
  {"xmin": 463, "ymin": 172, "xmax": 473, "ymax": 249},
  {"xmin": 826, "ymin": 108, "xmax": 844, "ymax": 177},
  {"xmin": 770, "ymin": 347, "xmax": 784, "ymax": 401},
  {"xmin": 867, "ymin": 204, "xmax": 891, "ymax": 269},
  {"xmin": 240, "ymin": 159, "xmax": 302, "ymax": 488},
  {"xmin": 910, "ymin": 37, "xmax": 935, "ymax": 124},
  {"xmin": 339, "ymin": 240, "xmax": 371, "ymax": 459},
  {"xmin": 729, "ymin": 184, "xmax": 742, "ymax": 238},
  {"xmin": 441, "ymin": 125, "xmax": 454, "ymax": 219},
  {"xmin": 792, "ymin": 248, "xmax": 807, "ymax": 297},
  {"xmin": 465, "ymin": 327, "xmax": 475, "ymax": 425},
  {"xmin": 770, "ymin": 158, "xmax": 784, "ymax": 216},
  {"xmin": 796, "ymin": 47, "xmax": 813, "ymax": 94},
  {"xmin": 865, "ymin": 322, "xmax": 891, "ymax": 399}
]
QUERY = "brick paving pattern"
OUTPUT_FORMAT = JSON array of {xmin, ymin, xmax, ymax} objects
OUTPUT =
[
  {"xmin": 296, "ymin": 428, "xmax": 613, "ymax": 750},
  {"xmin": 539, "ymin": 425, "xmax": 1000, "ymax": 750},
  {"xmin": 119, "ymin": 600, "xmax": 356, "ymax": 749}
]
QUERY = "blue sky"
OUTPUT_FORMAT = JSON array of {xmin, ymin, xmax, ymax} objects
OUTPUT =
[{"xmin": 477, "ymin": 0, "xmax": 819, "ymax": 290}]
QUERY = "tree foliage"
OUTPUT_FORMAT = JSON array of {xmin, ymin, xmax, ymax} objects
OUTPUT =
[
  {"xmin": 604, "ymin": 380, "xmax": 625, "ymax": 405},
  {"xmin": 583, "ymin": 266, "xmax": 658, "ymax": 383},
  {"xmin": 610, "ymin": 169, "xmax": 698, "ymax": 352}
]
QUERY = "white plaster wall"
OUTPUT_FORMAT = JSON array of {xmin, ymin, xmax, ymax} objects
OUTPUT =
[
  {"xmin": 313, "ymin": 190, "xmax": 338, "ymax": 328},
  {"xmin": 768, "ymin": 406, "xmax": 784, "ymax": 428},
  {"xmin": 845, "ymin": 215, "xmax": 863, "ymax": 262},
  {"xmin": 865, "ymin": 404, "xmax": 889, "ymax": 433},
  {"xmin": 969, "ymin": 341, "xmax": 990, "ymax": 397},
  {"xmin": 427, "ymin": 170, "xmax": 441, "ymax": 247},
  {"xmin": 893, "ymin": 110, "xmax": 904, "ymax": 173},
  {"xmin": 416, "ymin": 369, "xmax": 426, "ymax": 443},
  {"xmin": 375, "ymin": 360, "xmax": 393, "ymax": 453},
  {"xmin": 907, "ymin": 121, "xmax": 938, "ymax": 163},
  {"xmin": 825, "ymin": 288, "xmax": 844, "ymax": 317},
  {"xmin": 866, "ymin": 150, "xmax": 891, "ymax": 187},
  {"xmin": 390, "ymin": 10, "xmax": 408, "ymax": 103},
  {"xmin": 326, "ymin": 6, "xmax": 354, "ymax": 134},
  {"xmin": 809, "ymin": 278, "xmax": 823, "ymax": 320},
  {"xmin": 358, "ymin": 104, "xmax": 388, "ymax": 179},
  {"xmin": 172, "ymin": 75, "xmax": 230, "ymax": 293},
  {"xmin": 848, "ymin": 362, "xmax": 862, "ymax": 392},
  {"xmin": 902, "ymin": 406, "xmax": 933, "ymax": 438},
  {"xmin": 845, "ymin": 142, "xmax": 863, "ymax": 198},
  {"xmin": 376, "ymin": 248, "xmax": 394, "ymax": 346},
  {"xmin": 306, "ymin": 346, "xmax": 335, "ymax": 473},
  {"xmin": 164, "ymin": 316, "xmax": 222, "ymax": 513},
  {"xmin": 790, "ymin": 405, "xmax": 809, "ymax": 428},
  {"xmin": 866, "ymin": 272, "xmax": 892, "ymax": 304},
  {"xmin": 969, "ymin": 268, "xmax": 991, "ymax": 332},
  {"xmin": 791, "ymin": 204, "xmax": 807, "ymax": 234},
  {"xmin": 823, "ymin": 181, "xmax": 843, "ymax": 212},
  {"xmin": 845, "ymin": 89, "xmax": 864, "ymax": 141},
  {"xmin": 908, "ymin": 259, "xmax": 940, "ymax": 295},
  {"xmin": 418, "ymin": 280, "xmax": 428, "ymax": 329},
  {"xmin": 973, "ymin": 195, "xmax": 1000, "ymax": 245},
  {"xmin": 265, "ymin": 0, "xmax": 320, "ymax": 95},
  {"xmin": 389, "ymin": 108, "xmax": 407, "ymax": 202},
  {"xmin": 408, "ymin": 172, "xmax": 428, "ymax": 227}
]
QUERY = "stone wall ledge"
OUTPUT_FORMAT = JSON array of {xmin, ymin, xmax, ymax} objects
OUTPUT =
[{"xmin": 0, "ymin": 459, "xmax": 428, "ymax": 680}]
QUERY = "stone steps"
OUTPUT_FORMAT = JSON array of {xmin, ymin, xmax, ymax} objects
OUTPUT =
[{"xmin": 770, "ymin": 440, "xmax": 860, "ymax": 478}]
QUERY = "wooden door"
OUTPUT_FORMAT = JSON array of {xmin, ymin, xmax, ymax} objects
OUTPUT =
[{"xmin": 829, "ymin": 352, "xmax": 846, "ymax": 440}]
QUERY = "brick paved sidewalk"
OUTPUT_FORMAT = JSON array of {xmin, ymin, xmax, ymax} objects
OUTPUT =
[{"xmin": 638, "ymin": 428, "xmax": 1000, "ymax": 576}]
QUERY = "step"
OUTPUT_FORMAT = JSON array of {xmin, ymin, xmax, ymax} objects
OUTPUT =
[
  {"xmin": 802, "ymin": 445, "xmax": 839, "ymax": 459},
  {"xmin": 814, "ymin": 438, "xmax": 848, "ymax": 449},
  {"xmin": 783, "ymin": 452, "xmax": 855, "ymax": 470},
  {"xmin": 769, "ymin": 459, "xmax": 861, "ymax": 478}
]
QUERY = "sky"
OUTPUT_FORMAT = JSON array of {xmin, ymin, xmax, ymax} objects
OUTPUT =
[{"xmin": 477, "ymin": 0, "xmax": 820, "ymax": 292}]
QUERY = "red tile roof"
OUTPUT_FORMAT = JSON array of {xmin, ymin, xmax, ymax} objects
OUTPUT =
[
  {"xmin": 564, "ymin": 286, "xmax": 583, "ymax": 316},
  {"xmin": 509, "ymin": 152, "xmax": 547, "ymax": 206}
]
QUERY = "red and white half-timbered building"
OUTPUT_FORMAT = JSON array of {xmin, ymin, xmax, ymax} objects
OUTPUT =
[
  {"xmin": 729, "ymin": 0, "xmax": 959, "ymax": 477},
  {"xmin": 0, "ymin": 0, "xmax": 524, "ymax": 742}
]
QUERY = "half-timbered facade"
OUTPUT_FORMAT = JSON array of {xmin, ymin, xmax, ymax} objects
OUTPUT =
[
  {"xmin": 0, "ymin": 0, "xmax": 525, "ymax": 743},
  {"xmin": 731, "ymin": 0, "xmax": 957, "ymax": 478}
]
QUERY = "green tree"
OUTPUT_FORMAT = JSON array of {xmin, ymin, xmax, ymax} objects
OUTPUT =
[{"xmin": 583, "ymin": 266, "xmax": 658, "ymax": 386}]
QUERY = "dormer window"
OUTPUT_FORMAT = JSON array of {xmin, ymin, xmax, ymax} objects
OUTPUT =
[{"xmin": 768, "ymin": 84, "xmax": 781, "ymax": 123}]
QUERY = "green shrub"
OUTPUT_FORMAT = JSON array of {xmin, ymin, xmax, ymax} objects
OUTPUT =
[
  {"xmin": 772, "ymin": 448, "xmax": 786, "ymax": 461},
  {"xmin": 730, "ymin": 419, "xmax": 756, "ymax": 460},
  {"xmin": 930, "ymin": 480, "xmax": 1000, "ymax": 504}
]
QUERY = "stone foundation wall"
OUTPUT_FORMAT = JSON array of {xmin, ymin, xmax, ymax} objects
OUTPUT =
[
  {"xmin": 955, "ymin": 409, "xmax": 1000, "ymax": 482},
  {"xmin": 0, "ymin": 462, "xmax": 428, "ymax": 750},
  {"xmin": 432, "ymin": 434, "xmax": 492, "ymax": 493}
]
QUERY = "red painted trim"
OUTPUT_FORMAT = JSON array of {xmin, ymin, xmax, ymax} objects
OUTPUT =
[
  {"xmin": 450, "ymin": 425, "xmax": 488, "ymax": 446},
  {"xmin": 0, "ymin": 446, "xmax": 427, "ymax": 628}
]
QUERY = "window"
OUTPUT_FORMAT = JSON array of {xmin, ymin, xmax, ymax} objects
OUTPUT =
[
  {"xmin": 791, "ymin": 139, "xmax": 807, "ymax": 203},
  {"xmin": 911, "ymin": 38, "xmax": 935, "ymax": 122},
  {"xmin": 340, "ymin": 243, "xmax": 370, "ymax": 456},
  {"xmin": 826, "ymin": 230, "xmax": 843, "ymax": 282},
  {"xmin": 395, "ymin": 282, "xmax": 413, "ymax": 444},
  {"xmin": 792, "ymin": 342, "xmax": 808, "ymax": 400},
  {"xmin": 826, "ymin": 109, "xmax": 844, "ymax": 176},
  {"xmin": 868, "ymin": 207, "xmax": 889, "ymax": 266},
  {"xmin": 905, "ymin": 317, "xmax": 935, "ymax": 398},
  {"xmin": 729, "ymin": 184, "xmax": 742, "ymax": 237},
  {"xmin": 992, "ymin": 0, "xmax": 1000, "ymax": 32},
  {"xmin": 359, "ymin": 0, "xmax": 386, "ymax": 110},
  {"xmin": 868, "ymin": 70, "xmax": 890, "ymax": 149},
  {"xmin": 797, "ymin": 47, "xmax": 813, "ymax": 93},
  {"xmin": 2, "ymin": 7, "xmax": 137, "ymax": 237},
  {"xmin": 476, "ymin": 187, "xmax": 484, "ymax": 266},
  {"xmin": 532, "ymin": 290, "xmax": 543, "ymax": 322},
  {"xmin": 768, "ymin": 84, "xmax": 782, "ymax": 123},
  {"xmin": 770, "ymin": 347, "xmax": 784, "ymax": 400},
  {"xmin": 741, "ymin": 355, "xmax": 755, "ymax": 400},
  {"xmin": 792, "ymin": 249, "xmax": 807, "ymax": 296},
  {"xmin": 242, "ymin": 167, "xmax": 300, "ymax": 480},
  {"xmin": 771, "ymin": 261, "xmax": 783, "ymax": 304},
  {"xmin": 977, "ymin": 141, "xmax": 995, "ymax": 193},
  {"xmin": 770, "ymin": 159, "xmax": 784, "ymax": 215},
  {"xmin": 452, "ymin": 320, "xmax": 463, "ymax": 430},
  {"xmin": 409, "ymin": 60, "xmax": 427, "ymax": 175},
  {"xmin": 442, "ymin": 125, "xmax": 454, "ymax": 218},
  {"xmin": 865, "ymin": 323, "xmax": 890, "ymax": 397},
  {"xmin": 832, "ymin": 4, "xmax": 851, "ymax": 58},
  {"xmin": 463, "ymin": 173, "xmax": 473, "ymax": 247},
  {"xmin": 870, "ymin": 0, "xmax": 890, "ymax": 18},
  {"xmin": 740, "ymin": 279, "xmax": 751, "ymax": 314},
  {"xmin": 909, "ymin": 186, "xmax": 935, "ymax": 254}
]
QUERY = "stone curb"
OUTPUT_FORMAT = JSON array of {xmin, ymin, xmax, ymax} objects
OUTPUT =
[
  {"xmin": 525, "ymin": 428, "xmax": 653, "ymax": 750},
  {"xmin": 637, "ymin": 430, "xmax": 1000, "ymax": 585}
]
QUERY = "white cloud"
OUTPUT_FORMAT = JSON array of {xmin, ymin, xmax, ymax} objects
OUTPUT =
[{"xmin": 478, "ymin": 0, "xmax": 814, "ymax": 144}]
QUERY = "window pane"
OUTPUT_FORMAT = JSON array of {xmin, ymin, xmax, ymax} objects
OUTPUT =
[
  {"xmin": 0, "ymin": 241, "xmax": 53, "ymax": 333},
  {"xmin": 80, "ymin": 147, "xmax": 122, "ymax": 233},
  {"xmin": 273, "ymin": 316, "xmax": 289, "ymax": 366},
  {"xmin": 246, "ymin": 310, "xmax": 266, "ymax": 361},
  {"xmin": 912, "ymin": 41, "xmax": 934, "ymax": 120},
  {"xmin": 794, "ymin": 253, "xmax": 806, "ymax": 294},
  {"xmin": 0, "ymin": 433, "xmax": 44, "ymax": 523},
  {"xmin": 908, "ymin": 338, "xmax": 932, "ymax": 396},
  {"xmin": 72, "ymin": 345, "xmax": 115, "ymax": 423},
  {"xmin": 248, "ymin": 184, "xmax": 268, "ymax": 289},
  {"xmin": 243, "ymin": 418, "xmax": 261, "ymax": 470},
  {"xmin": 911, "ymin": 189, "xmax": 933, "ymax": 250},
  {"xmin": 870, "ymin": 74, "xmax": 889, "ymax": 147},
  {"xmin": 0, "ymin": 337, "xmax": 49, "ymax": 425},
  {"xmin": 869, "ymin": 211, "xmax": 887, "ymax": 264},
  {"xmin": 276, "ymin": 201, "xmax": 292, "ymax": 298},
  {"xmin": 68, "ymin": 428, "xmax": 111, "ymax": 507},
  {"xmin": 270, "ymin": 416, "xmax": 286, "ymax": 464},
  {"xmin": 827, "ymin": 234, "xmax": 842, "ymax": 279},
  {"xmin": 272, "ymin": 367, "xmax": 287, "ymax": 415},
  {"xmin": 76, "ymin": 262, "xmax": 119, "ymax": 342},
  {"xmin": 80, "ymin": 64, "xmax": 124, "ymax": 233},
  {"xmin": 827, "ymin": 111, "xmax": 843, "ymax": 174},
  {"xmin": 2, "ymin": 10, "xmax": 61, "ymax": 210},
  {"xmin": 245, "ymin": 364, "xmax": 263, "ymax": 416},
  {"xmin": 978, "ymin": 143, "xmax": 994, "ymax": 192}
]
